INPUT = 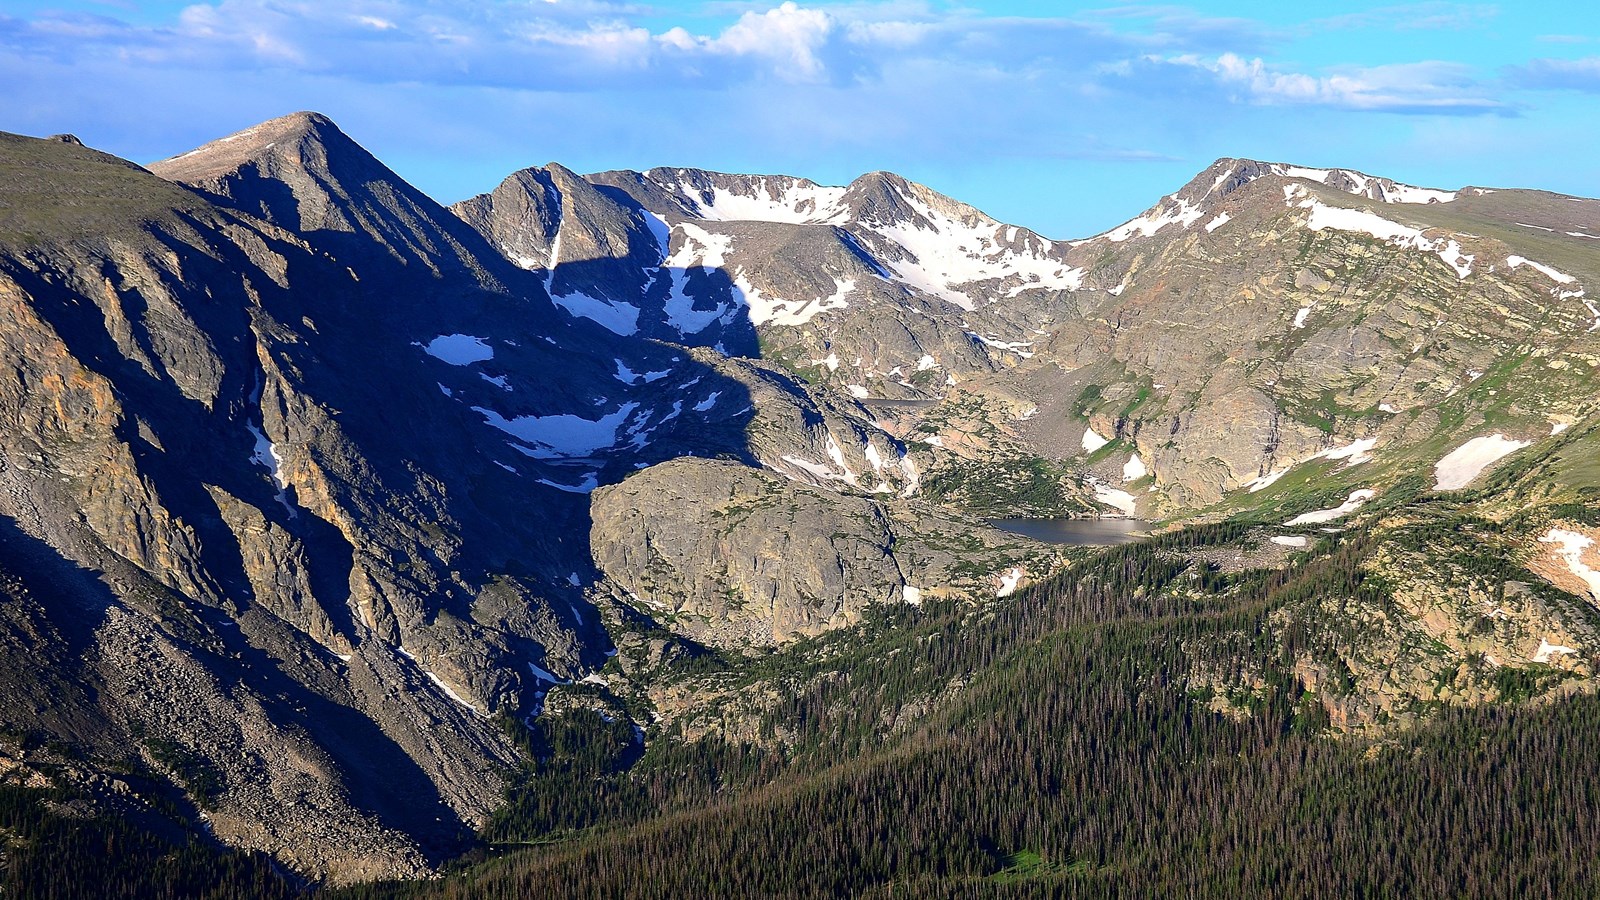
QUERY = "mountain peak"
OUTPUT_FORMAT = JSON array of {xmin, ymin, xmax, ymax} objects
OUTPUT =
[
  {"xmin": 1180, "ymin": 157, "xmax": 1459, "ymax": 207},
  {"xmin": 151, "ymin": 110, "xmax": 515, "ymax": 281},
  {"xmin": 1092, "ymin": 156, "xmax": 1462, "ymax": 244},
  {"xmin": 147, "ymin": 111, "xmax": 348, "ymax": 184}
]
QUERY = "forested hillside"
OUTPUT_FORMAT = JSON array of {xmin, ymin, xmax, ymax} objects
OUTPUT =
[{"xmin": 330, "ymin": 512, "xmax": 1600, "ymax": 897}]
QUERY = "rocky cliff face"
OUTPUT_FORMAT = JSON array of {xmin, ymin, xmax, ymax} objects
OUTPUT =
[
  {"xmin": 590, "ymin": 457, "xmax": 1052, "ymax": 650},
  {"xmin": 0, "ymin": 127, "xmax": 537, "ymax": 880},
  {"xmin": 0, "ymin": 117, "xmax": 771, "ymax": 881}
]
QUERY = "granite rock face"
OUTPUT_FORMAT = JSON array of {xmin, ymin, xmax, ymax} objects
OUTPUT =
[
  {"xmin": 590, "ymin": 457, "xmax": 1049, "ymax": 650},
  {"xmin": 0, "ymin": 118, "xmax": 752, "ymax": 882}
]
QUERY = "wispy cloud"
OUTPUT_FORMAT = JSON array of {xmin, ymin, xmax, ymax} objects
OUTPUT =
[
  {"xmin": 1112, "ymin": 53, "xmax": 1512, "ymax": 115},
  {"xmin": 1076, "ymin": 4, "xmax": 1280, "ymax": 54},
  {"xmin": 1311, "ymin": 2, "xmax": 1498, "ymax": 33},
  {"xmin": 1506, "ymin": 56, "xmax": 1600, "ymax": 92}
]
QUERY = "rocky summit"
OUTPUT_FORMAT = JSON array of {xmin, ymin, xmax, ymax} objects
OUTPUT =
[{"xmin": 1, "ymin": 112, "xmax": 1598, "ymax": 890}]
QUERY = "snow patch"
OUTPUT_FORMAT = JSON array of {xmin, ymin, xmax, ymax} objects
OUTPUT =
[
  {"xmin": 1532, "ymin": 638, "xmax": 1579, "ymax": 664},
  {"xmin": 864, "ymin": 443, "xmax": 885, "ymax": 472},
  {"xmin": 246, "ymin": 418, "xmax": 295, "ymax": 515},
  {"xmin": 536, "ymin": 473, "xmax": 600, "ymax": 494},
  {"xmin": 422, "ymin": 334, "xmax": 493, "ymax": 365},
  {"xmin": 1082, "ymin": 426, "xmax": 1110, "ymax": 454},
  {"xmin": 424, "ymin": 671, "xmax": 485, "ymax": 718},
  {"xmin": 1436, "ymin": 241, "xmax": 1474, "ymax": 279},
  {"xmin": 967, "ymin": 332, "xmax": 1034, "ymax": 358},
  {"xmin": 824, "ymin": 434, "xmax": 858, "ymax": 484},
  {"xmin": 1245, "ymin": 469, "xmax": 1288, "ymax": 493},
  {"xmin": 1123, "ymin": 453, "xmax": 1147, "ymax": 481},
  {"xmin": 898, "ymin": 454, "xmax": 921, "ymax": 498},
  {"xmin": 1103, "ymin": 195, "xmax": 1205, "ymax": 242},
  {"xmin": 1090, "ymin": 478, "xmax": 1138, "ymax": 515},
  {"xmin": 1287, "ymin": 489, "xmax": 1375, "ymax": 525},
  {"xmin": 1380, "ymin": 183, "xmax": 1458, "ymax": 204},
  {"xmin": 780, "ymin": 454, "xmax": 851, "ymax": 485},
  {"xmin": 1248, "ymin": 438, "xmax": 1376, "ymax": 491},
  {"xmin": 1319, "ymin": 437, "xmax": 1377, "ymax": 466},
  {"xmin": 1271, "ymin": 535, "xmax": 1309, "ymax": 548},
  {"xmin": 1241, "ymin": 163, "xmax": 1454, "ymax": 204},
  {"xmin": 1540, "ymin": 528, "xmax": 1600, "ymax": 600},
  {"xmin": 476, "ymin": 402, "xmax": 640, "ymax": 458},
  {"xmin": 1293, "ymin": 306, "xmax": 1312, "ymax": 329},
  {"xmin": 660, "ymin": 223, "xmax": 737, "ymax": 333},
  {"xmin": 246, "ymin": 423, "xmax": 287, "ymax": 491},
  {"xmin": 1505, "ymin": 255, "xmax": 1575, "ymax": 284},
  {"xmin": 528, "ymin": 662, "xmax": 569, "ymax": 684},
  {"xmin": 552, "ymin": 291, "xmax": 640, "ymax": 336},
  {"xmin": 1433, "ymin": 434, "xmax": 1531, "ymax": 490},
  {"xmin": 996, "ymin": 568, "xmax": 1024, "ymax": 598},
  {"xmin": 1295, "ymin": 197, "xmax": 1472, "ymax": 278},
  {"xmin": 749, "ymin": 276, "xmax": 854, "ymax": 328},
  {"xmin": 901, "ymin": 584, "xmax": 923, "ymax": 606}
]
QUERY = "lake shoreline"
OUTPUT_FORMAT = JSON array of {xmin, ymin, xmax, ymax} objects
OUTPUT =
[{"xmin": 989, "ymin": 516, "xmax": 1152, "ymax": 546}]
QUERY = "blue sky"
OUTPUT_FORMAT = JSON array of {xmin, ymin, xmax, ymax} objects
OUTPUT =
[{"xmin": 3, "ymin": 1, "xmax": 1599, "ymax": 237}]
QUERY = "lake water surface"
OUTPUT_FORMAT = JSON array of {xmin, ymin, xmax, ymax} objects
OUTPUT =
[{"xmin": 989, "ymin": 517, "xmax": 1151, "ymax": 546}]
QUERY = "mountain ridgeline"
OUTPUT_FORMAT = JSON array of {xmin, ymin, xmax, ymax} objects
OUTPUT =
[{"xmin": 0, "ymin": 112, "xmax": 1597, "ymax": 895}]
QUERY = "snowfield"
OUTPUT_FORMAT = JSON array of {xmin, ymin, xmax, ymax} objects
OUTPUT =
[
  {"xmin": 1433, "ymin": 434, "xmax": 1530, "ymax": 490},
  {"xmin": 475, "ymin": 402, "xmax": 641, "ymax": 458}
]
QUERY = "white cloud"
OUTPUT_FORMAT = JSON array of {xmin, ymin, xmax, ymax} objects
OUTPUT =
[
  {"xmin": 711, "ymin": 2, "xmax": 836, "ymax": 81},
  {"xmin": 521, "ymin": 19, "xmax": 653, "ymax": 68}
]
